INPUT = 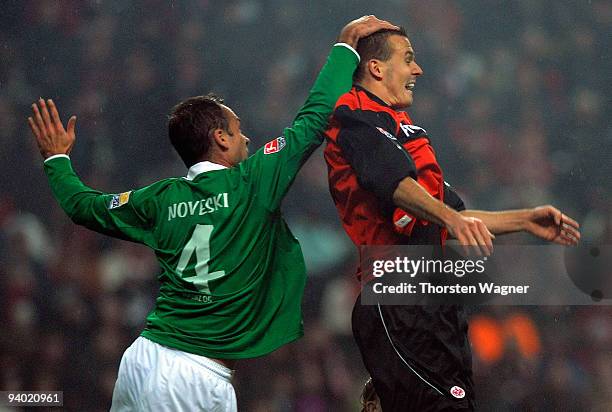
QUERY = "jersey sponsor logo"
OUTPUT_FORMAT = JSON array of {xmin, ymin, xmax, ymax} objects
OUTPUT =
[
  {"xmin": 263, "ymin": 136, "xmax": 286, "ymax": 154},
  {"xmin": 450, "ymin": 386, "xmax": 466, "ymax": 399},
  {"xmin": 400, "ymin": 123, "xmax": 427, "ymax": 138},
  {"xmin": 376, "ymin": 127, "xmax": 397, "ymax": 140},
  {"xmin": 109, "ymin": 191, "xmax": 131, "ymax": 209},
  {"xmin": 394, "ymin": 214, "xmax": 413, "ymax": 228},
  {"xmin": 168, "ymin": 193, "xmax": 229, "ymax": 221}
]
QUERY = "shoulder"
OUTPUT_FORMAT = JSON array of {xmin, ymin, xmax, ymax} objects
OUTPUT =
[
  {"xmin": 131, "ymin": 177, "xmax": 182, "ymax": 201},
  {"xmin": 333, "ymin": 93, "xmax": 397, "ymax": 132},
  {"xmin": 334, "ymin": 87, "xmax": 360, "ymax": 110}
]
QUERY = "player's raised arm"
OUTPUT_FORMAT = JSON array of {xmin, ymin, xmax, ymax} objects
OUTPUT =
[
  {"xmin": 243, "ymin": 16, "xmax": 398, "ymax": 211},
  {"xmin": 290, "ymin": 16, "xmax": 398, "ymax": 140},
  {"xmin": 28, "ymin": 99, "xmax": 156, "ymax": 246}
]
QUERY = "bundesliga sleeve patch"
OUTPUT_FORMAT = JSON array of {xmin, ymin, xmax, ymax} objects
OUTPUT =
[
  {"xmin": 109, "ymin": 191, "xmax": 131, "ymax": 209},
  {"xmin": 263, "ymin": 136, "xmax": 286, "ymax": 154}
]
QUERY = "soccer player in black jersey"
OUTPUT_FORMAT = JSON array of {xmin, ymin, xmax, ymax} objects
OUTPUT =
[{"xmin": 324, "ymin": 27, "xmax": 581, "ymax": 411}]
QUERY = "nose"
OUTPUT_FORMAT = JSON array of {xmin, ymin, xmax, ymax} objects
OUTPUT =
[{"xmin": 412, "ymin": 61, "xmax": 423, "ymax": 76}]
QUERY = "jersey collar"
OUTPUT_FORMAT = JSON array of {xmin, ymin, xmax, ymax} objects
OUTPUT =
[
  {"xmin": 186, "ymin": 161, "xmax": 228, "ymax": 180},
  {"xmin": 353, "ymin": 85, "xmax": 391, "ymax": 108}
]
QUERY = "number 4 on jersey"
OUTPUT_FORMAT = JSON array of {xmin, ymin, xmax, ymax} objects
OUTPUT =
[{"xmin": 176, "ymin": 224, "xmax": 226, "ymax": 294}]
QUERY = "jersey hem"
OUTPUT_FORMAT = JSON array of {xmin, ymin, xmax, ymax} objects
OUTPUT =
[{"xmin": 139, "ymin": 329, "xmax": 304, "ymax": 360}]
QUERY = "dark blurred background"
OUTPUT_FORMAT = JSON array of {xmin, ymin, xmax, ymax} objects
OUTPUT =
[{"xmin": 1, "ymin": 0, "xmax": 610, "ymax": 411}]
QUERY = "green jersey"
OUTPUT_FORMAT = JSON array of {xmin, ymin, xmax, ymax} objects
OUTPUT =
[{"xmin": 44, "ymin": 44, "xmax": 358, "ymax": 359}]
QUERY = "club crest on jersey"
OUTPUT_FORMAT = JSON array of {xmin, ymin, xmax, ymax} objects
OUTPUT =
[
  {"xmin": 450, "ymin": 386, "xmax": 466, "ymax": 399},
  {"xmin": 109, "ymin": 191, "xmax": 131, "ymax": 209},
  {"xmin": 264, "ymin": 136, "xmax": 286, "ymax": 154},
  {"xmin": 376, "ymin": 127, "xmax": 396, "ymax": 140}
]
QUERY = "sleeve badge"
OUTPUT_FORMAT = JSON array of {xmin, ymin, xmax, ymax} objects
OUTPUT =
[
  {"xmin": 264, "ymin": 136, "xmax": 286, "ymax": 154},
  {"xmin": 109, "ymin": 191, "xmax": 131, "ymax": 209}
]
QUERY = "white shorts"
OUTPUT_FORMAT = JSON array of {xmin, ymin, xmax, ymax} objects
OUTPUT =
[{"xmin": 110, "ymin": 336, "xmax": 237, "ymax": 412}]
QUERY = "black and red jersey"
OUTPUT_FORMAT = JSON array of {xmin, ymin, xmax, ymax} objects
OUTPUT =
[{"xmin": 324, "ymin": 86, "xmax": 464, "ymax": 248}]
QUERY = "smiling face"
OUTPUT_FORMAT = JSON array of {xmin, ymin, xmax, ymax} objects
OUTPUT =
[{"xmin": 378, "ymin": 34, "xmax": 423, "ymax": 108}]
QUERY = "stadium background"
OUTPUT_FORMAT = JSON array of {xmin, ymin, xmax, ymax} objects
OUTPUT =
[{"xmin": 1, "ymin": 1, "xmax": 610, "ymax": 410}]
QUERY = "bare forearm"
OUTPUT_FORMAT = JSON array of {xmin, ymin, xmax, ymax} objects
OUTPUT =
[
  {"xmin": 392, "ymin": 177, "xmax": 495, "ymax": 251},
  {"xmin": 460, "ymin": 209, "xmax": 531, "ymax": 235},
  {"xmin": 392, "ymin": 177, "xmax": 457, "ymax": 227}
]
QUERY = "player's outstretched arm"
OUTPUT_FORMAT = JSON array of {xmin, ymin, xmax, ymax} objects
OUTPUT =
[
  {"xmin": 28, "ymin": 99, "xmax": 155, "ymax": 245},
  {"xmin": 392, "ymin": 177, "xmax": 495, "ymax": 256},
  {"xmin": 461, "ymin": 206, "xmax": 580, "ymax": 246}
]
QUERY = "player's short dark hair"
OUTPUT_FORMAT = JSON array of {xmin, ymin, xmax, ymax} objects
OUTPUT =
[
  {"xmin": 353, "ymin": 27, "xmax": 408, "ymax": 83},
  {"xmin": 168, "ymin": 94, "xmax": 230, "ymax": 167}
]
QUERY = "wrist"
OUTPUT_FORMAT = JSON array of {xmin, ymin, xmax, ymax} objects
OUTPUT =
[
  {"xmin": 439, "ymin": 205, "xmax": 460, "ymax": 228},
  {"xmin": 43, "ymin": 153, "xmax": 70, "ymax": 163},
  {"xmin": 520, "ymin": 208, "xmax": 536, "ymax": 232}
]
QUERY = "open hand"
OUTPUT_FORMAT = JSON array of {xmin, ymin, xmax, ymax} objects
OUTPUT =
[
  {"xmin": 28, "ymin": 98, "xmax": 76, "ymax": 159},
  {"xmin": 446, "ymin": 214, "xmax": 495, "ymax": 256},
  {"xmin": 525, "ymin": 205, "xmax": 580, "ymax": 246},
  {"xmin": 337, "ymin": 15, "xmax": 399, "ymax": 49}
]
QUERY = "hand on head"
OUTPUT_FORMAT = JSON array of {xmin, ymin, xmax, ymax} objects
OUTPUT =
[{"xmin": 338, "ymin": 15, "xmax": 399, "ymax": 48}]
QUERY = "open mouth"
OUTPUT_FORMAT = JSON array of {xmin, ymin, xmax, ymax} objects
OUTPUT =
[{"xmin": 405, "ymin": 82, "xmax": 415, "ymax": 91}]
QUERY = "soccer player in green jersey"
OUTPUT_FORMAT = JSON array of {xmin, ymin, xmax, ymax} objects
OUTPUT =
[{"xmin": 27, "ymin": 16, "xmax": 398, "ymax": 412}]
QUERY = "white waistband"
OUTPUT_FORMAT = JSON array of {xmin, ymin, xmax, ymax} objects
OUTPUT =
[{"xmin": 139, "ymin": 336, "xmax": 234, "ymax": 383}]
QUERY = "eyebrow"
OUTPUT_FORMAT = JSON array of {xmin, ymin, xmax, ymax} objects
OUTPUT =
[{"xmin": 405, "ymin": 50, "xmax": 415, "ymax": 58}]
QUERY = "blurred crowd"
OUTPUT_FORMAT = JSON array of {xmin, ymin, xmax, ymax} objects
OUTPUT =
[{"xmin": 1, "ymin": 0, "xmax": 610, "ymax": 410}]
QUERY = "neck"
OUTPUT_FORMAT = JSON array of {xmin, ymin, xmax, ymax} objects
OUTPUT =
[
  {"xmin": 200, "ymin": 153, "xmax": 233, "ymax": 168},
  {"xmin": 356, "ymin": 80, "xmax": 392, "ymax": 106}
]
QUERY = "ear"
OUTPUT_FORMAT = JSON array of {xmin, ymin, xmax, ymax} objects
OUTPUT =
[
  {"xmin": 211, "ymin": 128, "xmax": 230, "ymax": 151},
  {"xmin": 367, "ymin": 59, "xmax": 385, "ymax": 81}
]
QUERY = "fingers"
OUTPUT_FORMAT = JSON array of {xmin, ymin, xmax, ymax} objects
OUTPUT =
[
  {"xmin": 560, "ymin": 223, "xmax": 580, "ymax": 245},
  {"xmin": 454, "ymin": 219, "xmax": 494, "ymax": 257},
  {"xmin": 27, "ymin": 116, "xmax": 41, "ymax": 139},
  {"xmin": 38, "ymin": 98, "xmax": 53, "ymax": 132},
  {"xmin": 465, "ymin": 232, "xmax": 485, "ymax": 257},
  {"xmin": 556, "ymin": 212, "xmax": 580, "ymax": 245},
  {"xmin": 32, "ymin": 103, "xmax": 48, "ymax": 139},
  {"xmin": 47, "ymin": 99, "xmax": 65, "ymax": 133},
  {"xmin": 67, "ymin": 116, "xmax": 77, "ymax": 137},
  {"xmin": 356, "ymin": 16, "xmax": 399, "ymax": 38},
  {"xmin": 553, "ymin": 209, "xmax": 561, "ymax": 226},
  {"xmin": 28, "ymin": 98, "xmax": 76, "ymax": 159},
  {"xmin": 455, "ymin": 233, "xmax": 471, "ymax": 257},
  {"xmin": 476, "ymin": 221, "xmax": 494, "ymax": 255},
  {"xmin": 561, "ymin": 213, "xmax": 580, "ymax": 229},
  {"xmin": 338, "ymin": 15, "xmax": 400, "ymax": 47}
]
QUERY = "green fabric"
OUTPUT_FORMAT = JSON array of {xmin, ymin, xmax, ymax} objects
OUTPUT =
[{"xmin": 44, "ymin": 44, "xmax": 358, "ymax": 359}]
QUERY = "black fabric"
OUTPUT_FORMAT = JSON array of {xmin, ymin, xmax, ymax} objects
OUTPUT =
[
  {"xmin": 336, "ymin": 122, "xmax": 417, "ymax": 206},
  {"xmin": 352, "ymin": 294, "xmax": 475, "ymax": 411},
  {"xmin": 444, "ymin": 182, "xmax": 466, "ymax": 212}
]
